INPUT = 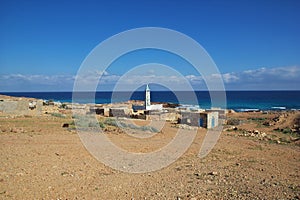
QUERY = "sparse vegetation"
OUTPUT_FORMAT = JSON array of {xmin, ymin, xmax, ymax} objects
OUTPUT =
[
  {"xmin": 50, "ymin": 113, "xmax": 66, "ymax": 118},
  {"xmin": 282, "ymin": 128, "xmax": 292, "ymax": 134},
  {"xmin": 103, "ymin": 118, "xmax": 118, "ymax": 126},
  {"xmin": 274, "ymin": 127, "xmax": 292, "ymax": 134},
  {"xmin": 72, "ymin": 114, "xmax": 102, "ymax": 128},
  {"xmin": 61, "ymin": 103, "xmax": 68, "ymax": 109},
  {"xmin": 248, "ymin": 117, "xmax": 266, "ymax": 122},
  {"xmin": 70, "ymin": 116, "xmax": 158, "ymax": 132},
  {"xmin": 1, "ymin": 93, "xmax": 300, "ymax": 199},
  {"xmin": 103, "ymin": 118, "xmax": 158, "ymax": 133},
  {"xmin": 226, "ymin": 118, "xmax": 240, "ymax": 125}
]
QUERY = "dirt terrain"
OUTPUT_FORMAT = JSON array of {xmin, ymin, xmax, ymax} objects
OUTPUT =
[{"xmin": 0, "ymin": 99, "xmax": 299, "ymax": 199}]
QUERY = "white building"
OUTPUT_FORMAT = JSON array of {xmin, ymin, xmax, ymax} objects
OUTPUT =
[
  {"xmin": 145, "ymin": 84, "xmax": 163, "ymax": 111},
  {"xmin": 145, "ymin": 84, "xmax": 151, "ymax": 110}
]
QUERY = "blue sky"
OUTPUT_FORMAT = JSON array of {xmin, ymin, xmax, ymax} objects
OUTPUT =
[{"xmin": 0, "ymin": 0, "xmax": 299, "ymax": 91}]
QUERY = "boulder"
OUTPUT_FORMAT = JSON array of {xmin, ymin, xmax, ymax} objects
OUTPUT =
[{"xmin": 62, "ymin": 123, "xmax": 69, "ymax": 128}]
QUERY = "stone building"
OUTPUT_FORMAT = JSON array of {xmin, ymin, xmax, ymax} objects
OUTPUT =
[
  {"xmin": 0, "ymin": 99, "xmax": 42, "ymax": 116},
  {"xmin": 179, "ymin": 111, "xmax": 219, "ymax": 129},
  {"xmin": 109, "ymin": 107, "xmax": 131, "ymax": 118},
  {"xmin": 90, "ymin": 106, "xmax": 110, "ymax": 116}
]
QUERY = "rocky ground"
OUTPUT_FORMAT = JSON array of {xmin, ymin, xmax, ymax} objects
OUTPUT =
[{"xmin": 0, "ymin": 98, "xmax": 299, "ymax": 199}]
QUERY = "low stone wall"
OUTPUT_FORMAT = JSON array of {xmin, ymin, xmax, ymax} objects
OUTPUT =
[{"xmin": 0, "ymin": 100, "xmax": 42, "ymax": 116}]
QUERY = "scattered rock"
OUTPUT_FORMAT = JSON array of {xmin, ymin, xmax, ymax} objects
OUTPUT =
[
  {"xmin": 240, "ymin": 129, "xmax": 268, "ymax": 139},
  {"xmin": 61, "ymin": 171, "xmax": 69, "ymax": 176},
  {"xmin": 263, "ymin": 121, "xmax": 272, "ymax": 126},
  {"xmin": 194, "ymin": 172, "xmax": 200, "ymax": 177},
  {"xmin": 10, "ymin": 127, "xmax": 25, "ymax": 133},
  {"xmin": 225, "ymin": 126, "xmax": 238, "ymax": 131},
  {"xmin": 175, "ymin": 167, "xmax": 182, "ymax": 171},
  {"xmin": 177, "ymin": 124, "xmax": 198, "ymax": 130},
  {"xmin": 208, "ymin": 171, "xmax": 218, "ymax": 176},
  {"xmin": 62, "ymin": 123, "xmax": 69, "ymax": 128}
]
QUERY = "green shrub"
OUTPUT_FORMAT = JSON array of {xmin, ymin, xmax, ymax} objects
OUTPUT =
[
  {"xmin": 99, "ymin": 122, "xmax": 105, "ymax": 128},
  {"xmin": 150, "ymin": 126, "xmax": 159, "ymax": 132},
  {"xmin": 51, "ymin": 113, "xmax": 66, "ymax": 118},
  {"xmin": 282, "ymin": 128, "xmax": 292, "ymax": 134},
  {"xmin": 61, "ymin": 103, "xmax": 68, "ymax": 109},
  {"xmin": 72, "ymin": 115, "xmax": 104, "ymax": 128},
  {"xmin": 103, "ymin": 118, "xmax": 158, "ymax": 133},
  {"xmin": 249, "ymin": 117, "xmax": 266, "ymax": 121},
  {"xmin": 104, "ymin": 118, "xmax": 118, "ymax": 126},
  {"xmin": 227, "ymin": 118, "xmax": 240, "ymax": 125},
  {"xmin": 88, "ymin": 121, "xmax": 99, "ymax": 128}
]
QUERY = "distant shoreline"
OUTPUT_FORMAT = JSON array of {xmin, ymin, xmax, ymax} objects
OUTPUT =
[
  {"xmin": 1, "ymin": 90, "xmax": 300, "ymax": 93},
  {"xmin": 1, "ymin": 91, "xmax": 300, "ymax": 112}
]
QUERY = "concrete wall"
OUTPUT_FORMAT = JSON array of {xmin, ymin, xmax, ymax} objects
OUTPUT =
[
  {"xmin": 148, "ymin": 104, "xmax": 163, "ymax": 111},
  {"xmin": 131, "ymin": 109, "xmax": 147, "ymax": 119},
  {"xmin": 0, "ymin": 100, "xmax": 42, "ymax": 116},
  {"xmin": 179, "ymin": 111, "xmax": 219, "ymax": 129},
  {"xmin": 132, "ymin": 105, "xmax": 145, "ymax": 111},
  {"xmin": 206, "ymin": 112, "xmax": 219, "ymax": 129},
  {"xmin": 90, "ymin": 107, "xmax": 105, "ymax": 115},
  {"xmin": 180, "ymin": 112, "xmax": 200, "ymax": 127},
  {"xmin": 160, "ymin": 112, "xmax": 179, "ymax": 122},
  {"xmin": 109, "ymin": 108, "xmax": 130, "ymax": 118}
]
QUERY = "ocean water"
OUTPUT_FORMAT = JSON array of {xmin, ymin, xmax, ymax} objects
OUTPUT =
[{"xmin": 1, "ymin": 91, "xmax": 300, "ymax": 111}]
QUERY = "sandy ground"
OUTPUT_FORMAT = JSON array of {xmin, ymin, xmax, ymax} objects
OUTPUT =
[{"xmin": 0, "ymin": 106, "xmax": 299, "ymax": 199}]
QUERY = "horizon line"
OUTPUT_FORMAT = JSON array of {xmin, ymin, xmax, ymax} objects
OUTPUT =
[{"xmin": 1, "ymin": 90, "xmax": 300, "ymax": 93}]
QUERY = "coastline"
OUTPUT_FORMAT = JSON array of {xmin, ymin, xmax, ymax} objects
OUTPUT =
[
  {"xmin": 1, "ymin": 93, "xmax": 299, "ymax": 115},
  {"xmin": 0, "ymin": 93, "xmax": 299, "ymax": 199},
  {"xmin": 1, "ymin": 91, "xmax": 300, "ymax": 112},
  {"xmin": 1, "ymin": 93, "xmax": 299, "ymax": 137}
]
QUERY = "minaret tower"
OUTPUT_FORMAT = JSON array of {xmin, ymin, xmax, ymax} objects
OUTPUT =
[{"xmin": 145, "ymin": 84, "xmax": 151, "ymax": 110}]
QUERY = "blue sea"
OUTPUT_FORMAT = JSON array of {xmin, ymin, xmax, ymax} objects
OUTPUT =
[{"xmin": 1, "ymin": 91, "xmax": 300, "ymax": 111}]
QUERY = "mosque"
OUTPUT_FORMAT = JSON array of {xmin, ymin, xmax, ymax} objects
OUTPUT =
[
  {"xmin": 144, "ymin": 84, "xmax": 163, "ymax": 111},
  {"xmin": 89, "ymin": 84, "xmax": 219, "ymax": 129}
]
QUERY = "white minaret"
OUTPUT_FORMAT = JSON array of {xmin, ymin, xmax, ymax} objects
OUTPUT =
[{"xmin": 145, "ymin": 84, "xmax": 151, "ymax": 110}]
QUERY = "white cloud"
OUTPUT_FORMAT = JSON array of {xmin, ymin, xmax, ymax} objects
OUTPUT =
[
  {"xmin": 0, "ymin": 66, "xmax": 299, "ymax": 91},
  {"xmin": 0, "ymin": 74, "xmax": 75, "ymax": 91},
  {"xmin": 239, "ymin": 66, "xmax": 300, "ymax": 80},
  {"xmin": 95, "ymin": 70, "xmax": 109, "ymax": 76},
  {"xmin": 222, "ymin": 73, "xmax": 239, "ymax": 83},
  {"xmin": 185, "ymin": 75, "xmax": 203, "ymax": 83},
  {"xmin": 223, "ymin": 66, "xmax": 300, "ymax": 90}
]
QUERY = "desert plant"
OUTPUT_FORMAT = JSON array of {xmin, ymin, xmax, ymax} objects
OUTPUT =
[
  {"xmin": 104, "ymin": 118, "xmax": 118, "ymax": 126},
  {"xmin": 51, "ymin": 113, "xmax": 66, "ymax": 118},
  {"xmin": 227, "ymin": 118, "xmax": 240, "ymax": 125}
]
